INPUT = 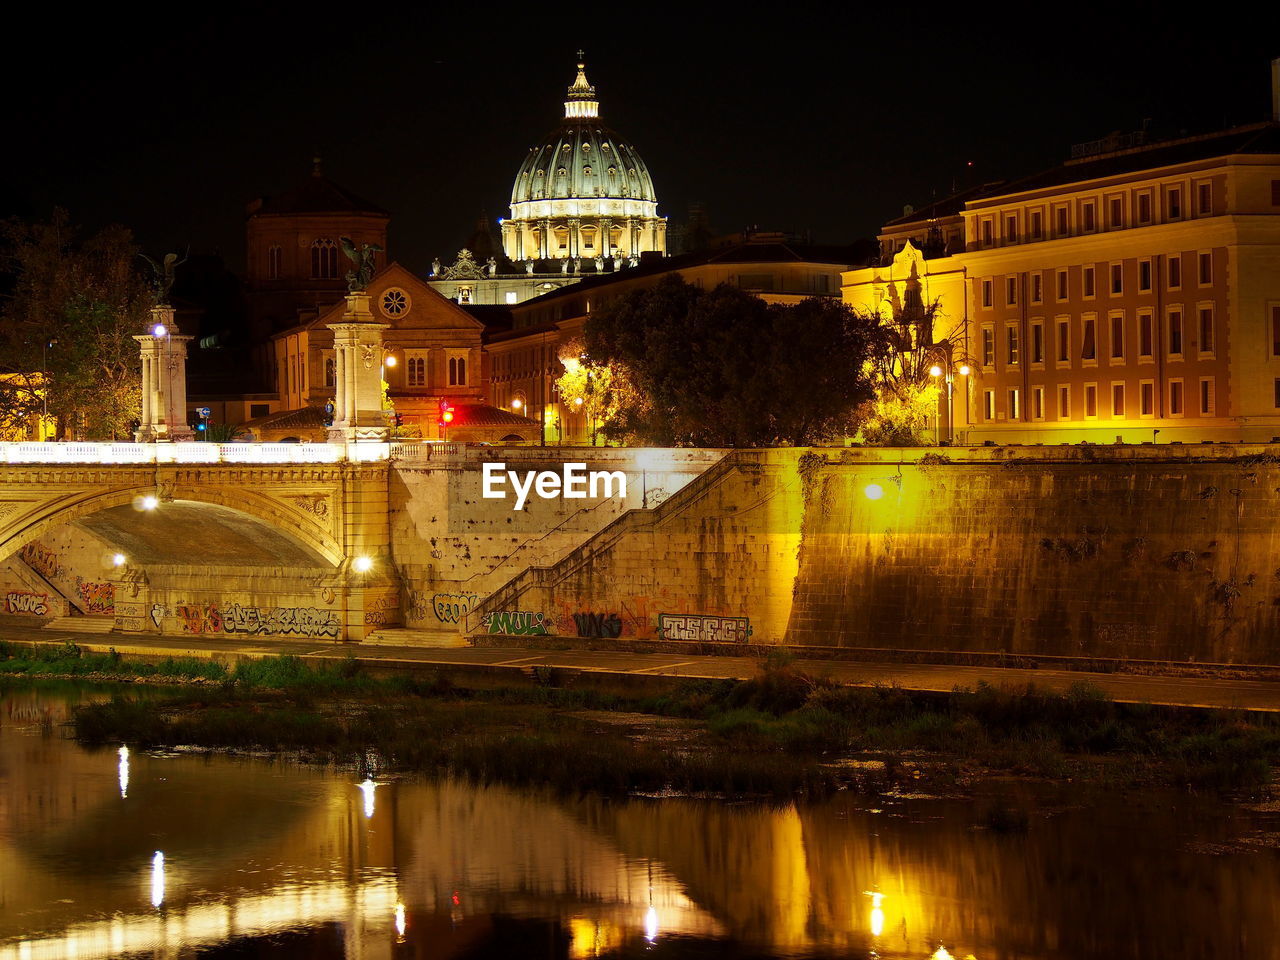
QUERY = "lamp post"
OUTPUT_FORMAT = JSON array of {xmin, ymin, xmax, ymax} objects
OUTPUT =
[{"xmin": 926, "ymin": 345, "xmax": 973, "ymax": 446}]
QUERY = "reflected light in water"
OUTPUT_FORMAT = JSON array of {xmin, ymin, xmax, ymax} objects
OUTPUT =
[
  {"xmin": 866, "ymin": 891, "xmax": 885, "ymax": 938},
  {"xmin": 118, "ymin": 746, "xmax": 129, "ymax": 798},
  {"xmin": 358, "ymin": 779, "xmax": 377, "ymax": 818},
  {"xmin": 644, "ymin": 905, "xmax": 659, "ymax": 942},
  {"xmin": 394, "ymin": 901, "xmax": 406, "ymax": 938},
  {"xmin": 931, "ymin": 947, "xmax": 954, "ymax": 960},
  {"xmin": 150, "ymin": 852, "xmax": 165, "ymax": 908}
]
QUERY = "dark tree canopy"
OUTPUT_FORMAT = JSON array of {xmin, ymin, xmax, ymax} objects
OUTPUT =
[{"xmin": 581, "ymin": 275, "xmax": 879, "ymax": 446}]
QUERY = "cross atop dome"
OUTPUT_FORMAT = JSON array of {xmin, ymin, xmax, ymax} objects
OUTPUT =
[{"xmin": 564, "ymin": 52, "xmax": 598, "ymax": 120}]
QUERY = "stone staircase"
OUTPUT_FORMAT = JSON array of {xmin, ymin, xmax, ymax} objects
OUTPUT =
[
  {"xmin": 42, "ymin": 615, "xmax": 116, "ymax": 635},
  {"xmin": 362, "ymin": 626, "xmax": 467, "ymax": 648}
]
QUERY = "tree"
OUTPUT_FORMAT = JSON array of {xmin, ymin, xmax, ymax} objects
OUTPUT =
[
  {"xmin": 579, "ymin": 275, "xmax": 879, "ymax": 446},
  {"xmin": 856, "ymin": 294, "xmax": 966, "ymax": 446},
  {"xmin": 0, "ymin": 210, "xmax": 149, "ymax": 439}
]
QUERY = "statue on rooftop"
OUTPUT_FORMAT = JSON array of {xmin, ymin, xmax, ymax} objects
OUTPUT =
[{"xmin": 340, "ymin": 236, "xmax": 383, "ymax": 292}]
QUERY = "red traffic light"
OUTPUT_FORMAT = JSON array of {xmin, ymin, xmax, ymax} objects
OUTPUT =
[{"xmin": 441, "ymin": 410, "xmax": 454, "ymax": 423}]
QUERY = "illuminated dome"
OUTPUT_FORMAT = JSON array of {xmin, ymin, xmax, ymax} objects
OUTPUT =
[{"xmin": 502, "ymin": 57, "xmax": 666, "ymax": 268}]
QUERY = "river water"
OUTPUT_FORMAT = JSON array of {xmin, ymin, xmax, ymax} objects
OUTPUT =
[{"xmin": 3, "ymin": 683, "xmax": 1280, "ymax": 960}]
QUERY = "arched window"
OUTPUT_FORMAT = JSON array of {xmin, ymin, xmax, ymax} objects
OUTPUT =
[
  {"xmin": 448, "ymin": 355, "xmax": 467, "ymax": 386},
  {"xmin": 267, "ymin": 245, "xmax": 282, "ymax": 279},
  {"xmin": 311, "ymin": 238, "xmax": 339, "ymax": 279}
]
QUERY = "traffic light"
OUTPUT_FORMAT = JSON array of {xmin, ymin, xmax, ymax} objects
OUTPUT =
[{"xmin": 438, "ymin": 399, "xmax": 455, "ymax": 428}]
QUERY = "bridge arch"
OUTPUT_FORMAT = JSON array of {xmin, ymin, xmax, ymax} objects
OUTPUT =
[{"xmin": 0, "ymin": 483, "xmax": 343, "ymax": 569}]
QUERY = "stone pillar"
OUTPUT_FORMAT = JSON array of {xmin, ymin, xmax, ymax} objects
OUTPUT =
[
  {"xmin": 327, "ymin": 294, "xmax": 391, "ymax": 442},
  {"xmin": 568, "ymin": 217, "xmax": 581, "ymax": 259},
  {"xmin": 134, "ymin": 307, "xmax": 195, "ymax": 442},
  {"xmin": 600, "ymin": 217, "xmax": 613, "ymax": 258},
  {"xmin": 539, "ymin": 219, "xmax": 551, "ymax": 260}
]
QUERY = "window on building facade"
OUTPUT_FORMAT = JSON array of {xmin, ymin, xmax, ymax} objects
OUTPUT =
[
  {"xmin": 1140, "ymin": 381, "xmax": 1155, "ymax": 417},
  {"xmin": 1112, "ymin": 383, "xmax": 1125, "ymax": 418},
  {"xmin": 1055, "ymin": 206, "xmax": 1068, "ymax": 236},
  {"xmin": 448, "ymin": 355, "xmax": 468, "ymax": 386},
  {"xmin": 1272, "ymin": 180, "xmax": 1280, "ymax": 206},
  {"xmin": 267, "ymin": 245, "xmax": 282, "ymax": 279},
  {"xmin": 1032, "ymin": 385, "xmax": 1045, "ymax": 421},
  {"xmin": 1083, "ymin": 266, "xmax": 1096, "ymax": 298},
  {"xmin": 1082, "ymin": 317, "xmax": 1097, "ymax": 361},
  {"xmin": 1057, "ymin": 319, "xmax": 1071, "ymax": 364},
  {"xmin": 981, "ymin": 220, "xmax": 994, "ymax": 247},
  {"xmin": 984, "ymin": 390, "xmax": 995, "ymax": 420},
  {"xmin": 250, "ymin": 403, "xmax": 270, "ymax": 419},
  {"xmin": 1167, "ymin": 187, "xmax": 1182, "ymax": 219},
  {"xmin": 1138, "ymin": 311, "xmax": 1154, "ymax": 359},
  {"xmin": 1109, "ymin": 196, "xmax": 1124, "ymax": 228},
  {"xmin": 982, "ymin": 279, "xmax": 993, "ymax": 308},
  {"xmin": 1007, "ymin": 325, "xmax": 1020, "ymax": 365},
  {"xmin": 1168, "ymin": 309, "xmax": 1184, "ymax": 357},
  {"xmin": 406, "ymin": 354, "xmax": 426, "ymax": 387},
  {"xmin": 1058, "ymin": 385, "xmax": 1071, "ymax": 419},
  {"xmin": 1275, "ymin": 378, "xmax": 1280, "ymax": 409},
  {"xmin": 1198, "ymin": 182, "xmax": 1213, "ymax": 215},
  {"xmin": 311, "ymin": 238, "xmax": 339, "ymax": 279},
  {"xmin": 1030, "ymin": 210, "xmax": 1043, "ymax": 239},
  {"xmin": 1031, "ymin": 273, "xmax": 1043, "ymax": 304},
  {"xmin": 1005, "ymin": 215, "xmax": 1018, "ymax": 243},
  {"xmin": 1008, "ymin": 388, "xmax": 1020, "ymax": 420},
  {"xmin": 1198, "ymin": 306, "xmax": 1215, "ymax": 355},
  {"xmin": 1200, "ymin": 378, "xmax": 1215, "ymax": 416},
  {"xmin": 982, "ymin": 327, "xmax": 995, "ymax": 367},
  {"xmin": 1169, "ymin": 380, "xmax": 1184, "ymax": 416},
  {"xmin": 1168, "ymin": 255, "xmax": 1182, "ymax": 289},
  {"xmin": 1084, "ymin": 384, "xmax": 1098, "ymax": 418},
  {"xmin": 1271, "ymin": 305, "xmax": 1280, "ymax": 357},
  {"xmin": 1139, "ymin": 260, "xmax": 1152, "ymax": 292},
  {"xmin": 1031, "ymin": 322, "xmax": 1044, "ymax": 364},
  {"xmin": 1082, "ymin": 202, "xmax": 1096, "ymax": 232},
  {"xmin": 1110, "ymin": 263, "xmax": 1123, "ymax": 295},
  {"xmin": 324, "ymin": 355, "xmax": 335, "ymax": 387},
  {"xmin": 1198, "ymin": 252, "xmax": 1213, "ymax": 285},
  {"xmin": 1006, "ymin": 277, "xmax": 1017, "ymax": 306},
  {"xmin": 1056, "ymin": 269, "xmax": 1069, "ymax": 301},
  {"xmin": 1137, "ymin": 192, "xmax": 1152, "ymax": 224},
  {"xmin": 1110, "ymin": 314, "xmax": 1125, "ymax": 360}
]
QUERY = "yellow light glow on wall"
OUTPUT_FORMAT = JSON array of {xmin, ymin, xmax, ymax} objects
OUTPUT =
[{"xmin": 864, "ymin": 483, "xmax": 884, "ymax": 500}]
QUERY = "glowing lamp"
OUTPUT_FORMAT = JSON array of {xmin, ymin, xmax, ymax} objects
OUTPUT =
[
  {"xmin": 929, "ymin": 364, "xmax": 944, "ymax": 378},
  {"xmin": 864, "ymin": 483, "xmax": 884, "ymax": 500},
  {"xmin": 152, "ymin": 324, "xmax": 168, "ymax": 338},
  {"xmin": 384, "ymin": 354, "xmax": 397, "ymax": 367},
  {"xmin": 442, "ymin": 410, "xmax": 454, "ymax": 423},
  {"xmin": 574, "ymin": 397, "xmax": 584, "ymax": 406},
  {"xmin": 112, "ymin": 553, "xmax": 127, "ymax": 567},
  {"xmin": 353, "ymin": 556, "xmax": 373, "ymax": 573},
  {"xmin": 958, "ymin": 363, "xmax": 972, "ymax": 376},
  {"xmin": 140, "ymin": 495, "xmax": 159, "ymax": 511},
  {"xmin": 511, "ymin": 398, "xmax": 523, "ymax": 410}
]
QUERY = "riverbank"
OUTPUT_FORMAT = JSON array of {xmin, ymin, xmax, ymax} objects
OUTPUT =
[{"xmin": 9, "ymin": 642, "xmax": 1280, "ymax": 797}]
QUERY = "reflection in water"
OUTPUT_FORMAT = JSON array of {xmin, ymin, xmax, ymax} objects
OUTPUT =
[
  {"xmin": 117, "ymin": 745, "xmax": 129, "ymax": 798},
  {"xmin": 357, "ymin": 778, "xmax": 377, "ymax": 819},
  {"xmin": 4, "ymin": 683, "xmax": 1280, "ymax": 959},
  {"xmin": 150, "ymin": 850, "xmax": 165, "ymax": 908}
]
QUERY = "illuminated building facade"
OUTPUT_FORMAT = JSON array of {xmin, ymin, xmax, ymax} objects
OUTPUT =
[{"xmin": 845, "ymin": 121, "xmax": 1280, "ymax": 444}]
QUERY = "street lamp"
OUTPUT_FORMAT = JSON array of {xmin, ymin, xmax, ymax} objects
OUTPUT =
[{"xmin": 926, "ymin": 345, "xmax": 974, "ymax": 446}]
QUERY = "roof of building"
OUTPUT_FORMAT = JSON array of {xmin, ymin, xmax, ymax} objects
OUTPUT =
[
  {"xmin": 510, "ymin": 61, "xmax": 657, "ymax": 206},
  {"xmin": 446, "ymin": 403, "xmax": 540, "ymax": 427},
  {"xmin": 239, "ymin": 405, "xmax": 328, "ymax": 432},
  {"xmin": 882, "ymin": 183, "xmax": 1007, "ymax": 228},
  {"xmin": 979, "ymin": 122, "xmax": 1280, "ymax": 200},
  {"xmin": 248, "ymin": 160, "xmax": 390, "ymax": 218}
]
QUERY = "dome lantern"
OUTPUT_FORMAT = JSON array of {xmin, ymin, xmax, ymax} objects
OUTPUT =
[{"xmin": 564, "ymin": 51, "xmax": 599, "ymax": 120}]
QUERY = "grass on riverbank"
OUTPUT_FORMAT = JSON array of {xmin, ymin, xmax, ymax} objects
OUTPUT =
[{"xmin": 17, "ymin": 640, "xmax": 1280, "ymax": 796}]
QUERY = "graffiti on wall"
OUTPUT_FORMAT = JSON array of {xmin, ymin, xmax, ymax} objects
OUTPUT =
[
  {"xmin": 481, "ymin": 611, "xmax": 554, "ymax": 636},
  {"xmin": 550, "ymin": 590, "xmax": 738, "ymax": 640},
  {"xmin": 19, "ymin": 542, "xmax": 64, "ymax": 582},
  {"xmin": 658, "ymin": 613, "xmax": 752, "ymax": 644},
  {"xmin": 6, "ymin": 591, "xmax": 49, "ymax": 617},
  {"xmin": 176, "ymin": 602, "xmax": 341, "ymax": 639},
  {"xmin": 572, "ymin": 612, "xmax": 622, "ymax": 638},
  {"xmin": 363, "ymin": 594, "xmax": 399, "ymax": 627},
  {"xmin": 76, "ymin": 577, "xmax": 116, "ymax": 615},
  {"xmin": 434, "ymin": 592, "xmax": 480, "ymax": 624}
]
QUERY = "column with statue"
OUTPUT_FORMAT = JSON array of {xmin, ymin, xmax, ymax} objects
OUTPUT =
[
  {"xmin": 134, "ymin": 253, "xmax": 195, "ymax": 441},
  {"xmin": 327, "ymin": 238, "xmax": 390, "ymax": 443}
]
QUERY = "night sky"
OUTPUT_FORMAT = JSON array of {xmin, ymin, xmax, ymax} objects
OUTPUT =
[{"xmin": 4, "ymin": 6, "xmax": 1278, "ymax": 277}]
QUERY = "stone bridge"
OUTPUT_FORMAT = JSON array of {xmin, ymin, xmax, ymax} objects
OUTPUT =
[{"xmin": 0, "ymin": 442, "xmax": 398, "ymax": 641}]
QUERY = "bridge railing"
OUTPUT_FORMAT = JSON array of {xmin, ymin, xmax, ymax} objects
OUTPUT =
[{"xmin": 0, "ymin": 441, "xmax": 382, "ymax": 464}]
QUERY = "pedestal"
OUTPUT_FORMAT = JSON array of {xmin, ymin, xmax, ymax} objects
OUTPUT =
[{"xmin": 327, "ymin": 294, "xmax": 391, "ymax": 443}]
